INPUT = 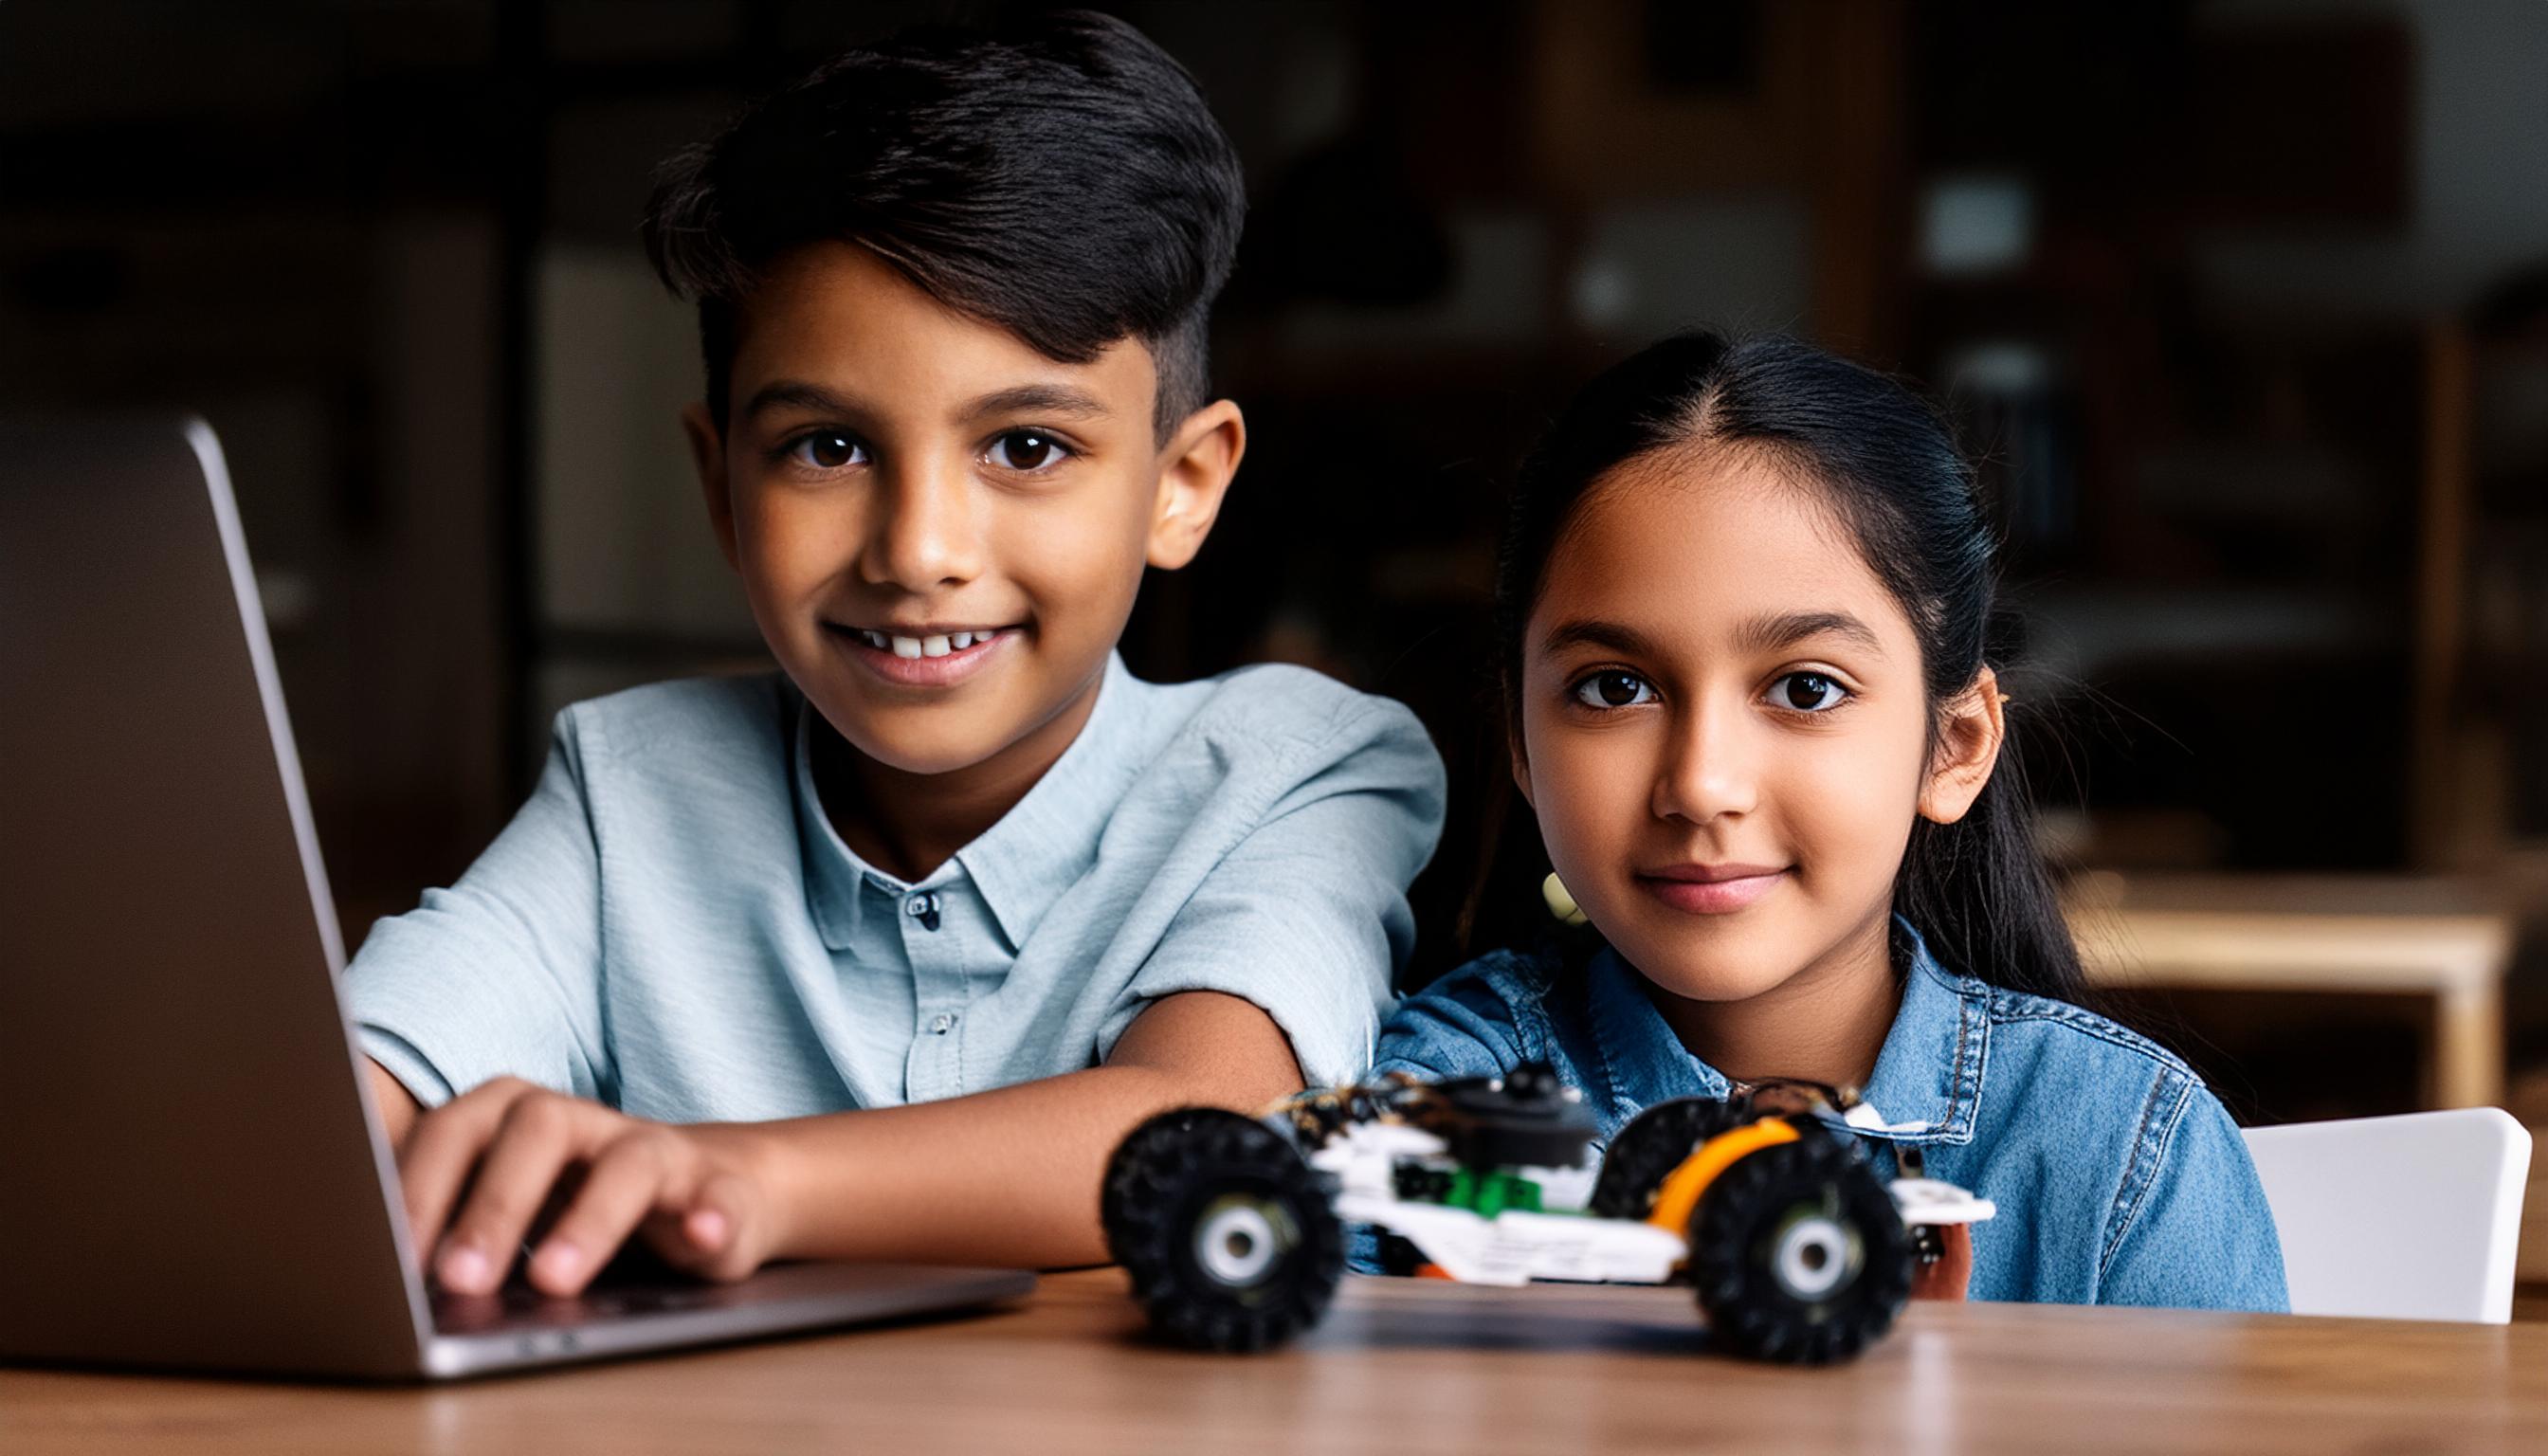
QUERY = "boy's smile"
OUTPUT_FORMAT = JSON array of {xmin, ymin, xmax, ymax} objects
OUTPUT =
[
  {"xmin": 831, "ymin": 623, "xmax": 1018, "ymax": 686},
  {"xmin": 683, "ymin": 242, "xmax": 1242, "ymax": 877}
]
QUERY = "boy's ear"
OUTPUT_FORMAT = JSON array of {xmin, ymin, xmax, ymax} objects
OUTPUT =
[
  {"xmin": 1145, "ymin": 398, "xmax": 1245, "ymax": 571},
  {"xmin": 681, "ymin": 401, "xmax": 740, "ymax": 573},
  {"xmin": 1919, "ymin": 665, "xmax": 2007, "ymax": 826}
]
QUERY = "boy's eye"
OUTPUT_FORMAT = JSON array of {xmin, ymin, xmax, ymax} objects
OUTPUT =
[
  {"xmin": 987, "ymin": 429, "xmax": 1070, "ymax": 472},
  {"xmin": 1574, "ymin": 671, "xmax": 1656, "ymax": 709},
  {"xmin": 1770, "ymin": 671, "xmax": 1848, "ymax": 712},
  {"xmin": 789, "ymin": 431, "xmax": 868, "ymax": 470}
]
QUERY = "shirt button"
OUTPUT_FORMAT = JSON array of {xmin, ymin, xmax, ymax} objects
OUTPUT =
[
  {"xmin": 929, "ymin": 1012, "xmax": 956, "ymax": 1035},
  {"xmin": 904, "ymin": 892, "xmax": 941, "ymax": 930}
]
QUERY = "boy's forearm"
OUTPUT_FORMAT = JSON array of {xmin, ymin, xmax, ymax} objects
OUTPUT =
[
  {"xmin": 365, "ymin": 1059, "xmax": 423, "ymax": 1147},
  {"xmin": 746, "ymin": 992, "xmax": 1307, "ymax": 1268}
]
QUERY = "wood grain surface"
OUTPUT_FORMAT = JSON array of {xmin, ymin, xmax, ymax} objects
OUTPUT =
[{"xmin": 6, "ymin": 1268, "xmax": 2541, "ymax": 1455}]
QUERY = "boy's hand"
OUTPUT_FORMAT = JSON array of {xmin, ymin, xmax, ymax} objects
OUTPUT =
[{"xmin": 395, "ymin": 1077, "xmax": 791, "ymax": 1298}]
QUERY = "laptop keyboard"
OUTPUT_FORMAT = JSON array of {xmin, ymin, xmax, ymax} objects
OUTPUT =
[{"xmin": 429, "ymin": 1276, "xmax": 722, "ymax": 1334}]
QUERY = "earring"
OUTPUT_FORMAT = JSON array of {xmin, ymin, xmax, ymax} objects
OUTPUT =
[{"xmin": 1541, "ymin": 871, "xmax": 1591, "ymax": 927}]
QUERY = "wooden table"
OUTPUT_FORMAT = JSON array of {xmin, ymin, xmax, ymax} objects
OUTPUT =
[
  {"xmin": 6, "ymin": 1270, "xmax": 2543, "ymax": 1455},
  {"xmin": 2067, "ymin": 873, "xmax": 2516, "ymax": 1109}
]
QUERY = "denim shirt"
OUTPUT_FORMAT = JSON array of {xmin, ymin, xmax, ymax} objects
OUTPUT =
[{"xmin": 1367, "ymin": 920, "xmax": 2288, "ymax": 1311}]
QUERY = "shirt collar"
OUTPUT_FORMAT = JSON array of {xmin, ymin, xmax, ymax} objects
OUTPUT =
[
  {"xmin": 1855, "ymin": 918, "xmax": 1990, "ymax": 1144},
  {"xmin": 955, "ymin": 653, "xmax": 1146, "ymax": 951},
  {"xmin": 790, "ymin": 653, "xmax": 1144, "ymax": 954},
  {"xmin": 1581, "ymin": 916, "xmax": 1988, "ymax": 1146}
]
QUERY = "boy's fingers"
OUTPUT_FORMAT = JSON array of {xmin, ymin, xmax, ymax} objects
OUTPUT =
[
  {"xmin": 668, "ymin": 1171, "xmax": 763, "ymax": 1283},
  {"xmin": 395, "ymin": 1077, "xmax": 536, "ymax": 1261},
  {"xmin": 526, "ymin": 1132, "xmax": 683, "ymax": 1297},
  {"xmin": 435, "ymin": 1092, "xmax": 600, "ymax": 1294}
]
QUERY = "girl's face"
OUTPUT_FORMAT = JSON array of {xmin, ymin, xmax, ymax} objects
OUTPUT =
[{"xmin": 1515, "ymin": 446, "xmax": 2001, "ymax": 1012}]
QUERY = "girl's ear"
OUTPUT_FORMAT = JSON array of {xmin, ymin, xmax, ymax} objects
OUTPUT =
[
  {"xmin": 1146, "ymin": 398, "xmax": 1246, "ymax": 571},
  {"xmin": 1918, "ymin": 665, "xmax": 2007, "ymax": 826},
  {"xmin": 682, "ymin": 401, "xmax": 740, "ymax": 573},
  {"xmin": 1508, "ymin": 733, "xmax": 1536, "ymax": 810}
]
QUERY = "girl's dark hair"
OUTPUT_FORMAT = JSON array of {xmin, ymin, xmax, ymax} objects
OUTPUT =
[
  {"xmin": 1488, "ymin": 331, "xmax": 2086, "ymax": 1004},
  {"xmin": 641, "ymin": 9, "xmax": 1245, "ymax": 440}
]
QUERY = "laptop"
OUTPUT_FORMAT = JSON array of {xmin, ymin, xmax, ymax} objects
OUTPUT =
[{"xmin": 0, "ymin": 418, "xmax": 1034, "ymax": 1379}]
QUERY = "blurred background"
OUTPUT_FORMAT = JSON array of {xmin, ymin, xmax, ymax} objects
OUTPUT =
[{"xmin": 5, "ymin": 0, "xmax": 2546, "ymax": 1285}]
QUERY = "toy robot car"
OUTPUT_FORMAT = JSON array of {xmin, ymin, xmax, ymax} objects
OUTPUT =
[{"xmin": 1101, "ymin": 1065, "xmax": 1993, "ymax": 1364}]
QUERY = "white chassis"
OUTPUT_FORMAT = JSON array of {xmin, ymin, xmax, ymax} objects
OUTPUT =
[{"xmin": 1302, "ymin": 1110, "xmax": 1995, "ymax": 1288}]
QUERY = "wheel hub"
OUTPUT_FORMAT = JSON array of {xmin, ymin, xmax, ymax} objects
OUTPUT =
[
  {"xmin": 1192, "ymin": 1193, "xmax": 1297, "ymax": 1288},
  {"xmin": 1770, "ymin": 1207, "xmax": 1863, "ymax": 1301}
]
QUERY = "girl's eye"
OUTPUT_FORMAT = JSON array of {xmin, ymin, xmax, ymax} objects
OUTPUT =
[
  {"xmin": 1770, "ymin": 671, "xmax": 1849, "ymax": 713},
  {"xmin": 1574, "ymin": 671, "xmax": 1656, "ymax": 709},
  {"xmin": 988, "ymin": 429, "xmax": 1070, "ymax": 472},
  {"xmin": 788, "ymin": 432, "xmax": 867, "ymax": 470}
]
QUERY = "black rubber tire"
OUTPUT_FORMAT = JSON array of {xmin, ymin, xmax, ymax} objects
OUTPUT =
[
  {"xmin": 1586, "ymin": 1096, "xmax": 1748, "ymax": 1218},
  {"xmin": 1101, "ymin": 1107, "xmax": 1343, "ymax": 1353},
  {"xmin": 1685, "ymin": 1131, "xmax": 1912, "ymax": 1364}
]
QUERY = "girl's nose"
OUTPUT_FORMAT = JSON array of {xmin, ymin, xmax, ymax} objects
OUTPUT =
[
  {"xmin": 1651, "ymin": 699, "xmax": 1759, "ymax": 825},
  {"xmin": 861, "ymin": 456, "xmax": 984, "ymax": 592}
]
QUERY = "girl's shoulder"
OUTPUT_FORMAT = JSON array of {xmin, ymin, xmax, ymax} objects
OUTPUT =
[
  {"xmin": 1973, "ymin": 980, "xmax": 2201, "ymax": 1084},
  {"xmin": 1894, "ymin": 920, "xmax": 2201, "ymax": 1086}
]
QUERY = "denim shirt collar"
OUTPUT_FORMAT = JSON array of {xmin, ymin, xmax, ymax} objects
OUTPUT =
[
  {"xmin": 1856, "ymin": 919, "xmax": 1990, "ymax": 1144},
  {"xmin": 1582, "ymin": 917, "xmax": 1989, "ymax": 1146},
  {"xmin": 792, "ymin": 652, "xmax": 1143, "ymax": 953}
]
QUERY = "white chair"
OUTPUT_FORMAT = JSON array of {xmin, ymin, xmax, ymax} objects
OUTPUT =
[{"xmin": 2242, "ymin": 1108, "xmax": 2532, "ymax": 1323}]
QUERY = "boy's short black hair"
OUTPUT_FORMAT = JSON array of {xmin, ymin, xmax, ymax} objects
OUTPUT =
[{"xmin": 643, "ymin": 9, "xmax": 1246, "ymax": 441}]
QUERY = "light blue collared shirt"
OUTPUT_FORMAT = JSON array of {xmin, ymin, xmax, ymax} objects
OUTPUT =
[
  {"xmin": 1366, "ymin": 920, "xmax": 2288, "ymax": 1311},
  {"xmin": 349, "ymin": 653, "xmax": 1447, "ymax": 1119}
]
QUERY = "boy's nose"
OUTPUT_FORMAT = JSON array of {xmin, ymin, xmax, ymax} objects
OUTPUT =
[
  {"xmin": 862, "ymin": 461, "xmax": 984, "ymax": 592},
  {"xmin": 1650, "ymin": 701, "xmax": 1759, "ymax": 825}
]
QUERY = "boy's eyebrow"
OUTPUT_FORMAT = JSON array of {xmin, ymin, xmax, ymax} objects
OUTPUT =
[
  {"xmin": 738, "ymin": 380, "xmax": 1114, "ymax": 427},
  {"xmin": 1734, "ymin": 610, "xmax": 1886, "ymax": 657},
  {"xmin": 958, "ymin": 383, "xmax": 1112, "ymax": 423},
  {"xmin": 742, "ymin": 380, "xmax": 864, "ymax": 423}
]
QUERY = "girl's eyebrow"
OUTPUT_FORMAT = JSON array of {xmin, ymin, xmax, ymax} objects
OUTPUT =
[
  {"xmin": 1539, "ymin": 610, "xmax": 1887, "ymax": 661},
  {"xmin": 1538, "ymin": 618, "xmax": 1660, "ymax": 659},
  {"xmin": 1734, "ymin": 610, "xmax": 1885, "ymax": 657}
]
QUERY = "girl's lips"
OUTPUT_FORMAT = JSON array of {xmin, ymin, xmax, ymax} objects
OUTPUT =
[
  {"xmin": 828, "ymin": 624, "xmax": 1013, "ymax": 687},
  {"xmin": 1636, "ymin": 867, "xmax": 1787, "ymax": 916}
]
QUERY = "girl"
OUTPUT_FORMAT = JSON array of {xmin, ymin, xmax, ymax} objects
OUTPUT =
[{"xmin": 1374, "ymin": 333, "xmax": 2286, "ymax": 1310}]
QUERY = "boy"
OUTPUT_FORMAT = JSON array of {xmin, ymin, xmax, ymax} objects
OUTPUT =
[{"xmin": 349, "ymin": 10, "xmax": 1445, "ymax": 1298}]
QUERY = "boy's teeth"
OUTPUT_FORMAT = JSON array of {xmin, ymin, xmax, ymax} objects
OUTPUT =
[{"xmin": 859, "ymin": 626, "xmax": 998, "ymax": 658}]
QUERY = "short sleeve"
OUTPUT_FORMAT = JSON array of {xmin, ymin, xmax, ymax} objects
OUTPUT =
[
  {"xmin": 2098, "ymin": 1081, "xmax": 2290, "ymax": 1312},
  {"xmin": 345, "ymin": 709, "xmax": 610, "ymax": 1109},
  {"xmin": 1097, "ymin": 698, "xmax": 1446, "ymax": 1090}
]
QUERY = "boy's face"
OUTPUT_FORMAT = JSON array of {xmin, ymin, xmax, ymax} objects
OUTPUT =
[{"xmin": 684, "ymin": 243, "xmax": 1241, "ymax": 781}]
